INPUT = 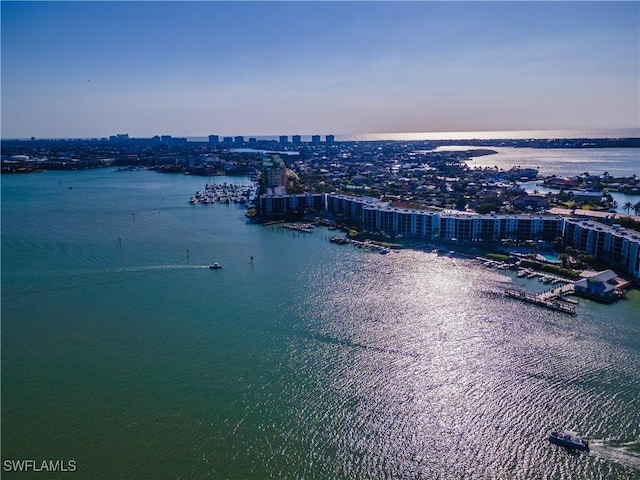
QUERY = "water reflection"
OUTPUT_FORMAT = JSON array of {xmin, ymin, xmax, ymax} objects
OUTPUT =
[{"xmin": 275, "ymin": 249, "xmax": 640, "ymax": 479}]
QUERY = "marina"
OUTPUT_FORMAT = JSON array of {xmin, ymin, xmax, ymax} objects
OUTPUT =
[{"xmin": 189, "ymin": 182, "xmax": 257, "ymax": 205}]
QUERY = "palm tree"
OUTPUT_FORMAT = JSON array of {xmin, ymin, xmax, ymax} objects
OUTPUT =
[
  {"xmin": 623, "ymin": 201, "xmax": 632, "ymax": 214},
  {"xmin": 634, "ymin": 201, "xmax": 640, "ymax": 216}
]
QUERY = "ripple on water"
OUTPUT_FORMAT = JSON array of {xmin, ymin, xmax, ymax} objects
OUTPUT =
[
  {"xmin": 3, "ymin": 173, "xmax": 639, "ymax": 479},
  {"xmin": 265, "ymin": 249, "xmax": 640, "ymax": 479}
]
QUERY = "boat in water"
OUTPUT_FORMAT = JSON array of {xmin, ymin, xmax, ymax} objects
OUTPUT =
[
  {"xmin": 209, "ymin": 262, "xmax": 222, "ymax": 270},
  {"xmin": 548, "ymin": 430, "xmax": 589, "ymax": 451}
]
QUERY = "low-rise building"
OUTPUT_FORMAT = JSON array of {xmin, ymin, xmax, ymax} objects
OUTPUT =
[
  {"xmin": 573, "ymin": 270, "xmax": 625, "ymax": 302},
  {"xmin": 513, "ymin": 194, "xmax": 549, "ymax": 210}
]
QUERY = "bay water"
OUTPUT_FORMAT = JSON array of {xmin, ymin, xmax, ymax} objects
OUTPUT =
[{"xmin": 2, "ymin": 165, "xmax": 639, "ymax": 479}]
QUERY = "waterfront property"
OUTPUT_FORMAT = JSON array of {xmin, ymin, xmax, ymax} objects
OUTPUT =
[
  {"xmin": 259, "ymin": 192, "xmax": 325, "ymax": 217},
  {"xmin": 326, "ymin": 194, "xmax": 564, "ymax": 243},
  {"xmin": 259, "ymin": 192, "xmax": 640, "ymax": 279},
  {"xmin": 564, "ymin": 218, "xmax": 640, "ymax": 280},
  {"xmin": 573, "ymin": 270, "xmax": 628, "ymax": 302}
]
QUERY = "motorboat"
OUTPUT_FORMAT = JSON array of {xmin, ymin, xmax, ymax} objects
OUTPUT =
[
  {"xmin": 209, "ymin": 262, "xmax": 222, "ymax": 269},
  {"xmin": 548, "ymin": 430, "xmax": 589, "ymax": 451}
]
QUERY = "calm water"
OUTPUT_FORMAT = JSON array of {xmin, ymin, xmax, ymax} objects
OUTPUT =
[
  {"xmin": 2, "ymin": 168, "xmax": 639, "ymax": 479},
  {"xmin": 435, "ymin": 146, "xmax": 640, "ymax": 179}
]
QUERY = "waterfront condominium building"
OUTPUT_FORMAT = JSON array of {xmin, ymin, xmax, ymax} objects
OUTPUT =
[
  {"xmin": 361, "ymin": 207, "xmax": 563, "ymax": 243},
  {"xmin": 362, "ymin": 204, "xmax": 440, "ymax": 238},
  {"xmin": 259, "ymin": 193, "xmax": 325, "ymax": 217},
  {"xmin": 331, "ymin": 194, "xmax": 563, "ymax": 243},
  {"xmin": 564, "ymin": 218, "xmax": 640, "ymax": 279},
  {"xmin": 326, "ymin": 194, "xmax": 387, "ymax": 222},
  {"xmin": 256, "ymin": 192, "xmax": 639, "ymax": 278}
]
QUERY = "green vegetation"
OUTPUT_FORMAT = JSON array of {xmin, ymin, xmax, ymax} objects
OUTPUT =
[
  {"xmin": 346, "ymin": 228, "xmax": 402, "ymax": 248},
  {"xmin": 614, "ymin": 216, "xmax": 640, "ymax": 232},
  {"xmin": 485, "ymin": 253, "xmax": 511, "ymax": 262},
  {"xmin": 367, "ymin": 240, "xmax": 403, "ymax": 249},
  {"xmin": 519, "ymin": 260, "xmax": 581, "ymax": 279},
  {"xmin": 475, "ymin": 199, "xmax": 503, "ymax": 214}
]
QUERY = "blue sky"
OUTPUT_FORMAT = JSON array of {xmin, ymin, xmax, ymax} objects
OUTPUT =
[{"xmin": 1, "ymin": 1, "xmax": 639, "ymax": 138}]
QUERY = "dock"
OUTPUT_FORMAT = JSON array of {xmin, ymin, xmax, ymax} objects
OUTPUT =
[
  {"xmin": 329, "ymin": 236, "xmax": 391, "ymax": 254},
  {"xmin": 505, "ymin": 285, "xmax": 577, "ymax": 315},
  {"xmin": 281, "ymin": 222, "xmax": 315, "ymax": 233}
]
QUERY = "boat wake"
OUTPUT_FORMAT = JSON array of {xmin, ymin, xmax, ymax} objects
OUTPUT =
[
  {"xmin": 588, "ymin": 439, "xmax": 640, "ymax": 472},
  {"xmin": 104, "ymin": 265, "xmax": 212, "ymax": 273}
]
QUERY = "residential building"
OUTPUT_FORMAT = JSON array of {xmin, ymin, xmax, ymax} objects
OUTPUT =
[
  {"xmin": 512, "ymin": 194, "xmax": 549, "ymax": 210},
  {"xmin": 259, "ymin": 193, "xmax": 325, "ymax": 217},
  {"xmin": 255, "ymin": 192, "xmax": 640, "ymax": 279},
  {"xmin": 564, "ymin": 218, "xmax": 640, "ymax": 279},
  {"xmin": 262, "ymin": 154, "xmax": 288, "ymax": 193}
]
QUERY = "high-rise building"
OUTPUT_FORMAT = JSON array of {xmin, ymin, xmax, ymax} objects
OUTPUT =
[
  {"xmin": 208, "ymin": 135, "xmax": 219, "ymax": 144},
  {"xmin": 262, "ymin": 154, "xmax": 288, "ymax": 193},
  {"xmin": 279, "ymin": 135, "xmax": 288, "ymax": 145},
  {"xmin": 311, "ymin": 135, "xmax": 321, "ymax": 145},
  {"xmin": 292, "ymin": 135, "xmax": 301, "ymax": 146},
  {"xmin": 234, "ymin": 136, "xmax": 244, "ymax": 147},
  {"xmin": 326, "ymin": 135, "xmax": 335, "ymax": 145},
  {"xmin": 109, "ymin": 133, "xmax": 129, "ymax": 142}
]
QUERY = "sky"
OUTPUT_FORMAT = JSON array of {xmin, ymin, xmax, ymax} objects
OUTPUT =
[{"xmin": 1, "ymin": 1, "xmax": 639, "ymax": 139}]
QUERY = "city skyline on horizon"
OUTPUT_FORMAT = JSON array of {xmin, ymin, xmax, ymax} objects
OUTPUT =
[
  {"xmin": 2, "ymin": 2, "xmax": 639, "ymax": 139},
  {"xmin": 6, "ymin": 127, "xmax": 640, "ymax": 143}
]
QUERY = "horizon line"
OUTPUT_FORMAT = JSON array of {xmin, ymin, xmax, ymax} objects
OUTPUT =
[{"xmin": 3, "ymin": 127, "xmax": 640, "ymax": 143}]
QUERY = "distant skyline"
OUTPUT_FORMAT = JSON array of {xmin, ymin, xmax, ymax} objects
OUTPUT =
[{"xmin": 2, "ymin": 1, "xmax": 639, "ymax": 139}]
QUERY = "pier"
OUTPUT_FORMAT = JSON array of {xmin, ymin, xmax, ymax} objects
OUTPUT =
[
  {"xmin": 330, "ymin": 236, "xmax": 391, "ymax": 254},
  {"xmin": 505, "ymin": 285, "xmax": 577, "ymax": 315},
  {"xmin": 281, "ymin": 223, "xmax": 315, "ymax": 233}
]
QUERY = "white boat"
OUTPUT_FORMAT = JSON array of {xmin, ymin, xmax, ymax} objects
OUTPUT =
[
  {"xmin": 209, "ymin": 262, "xmax": 222, "ymax": 269},
  {"xmin": 548, "ymin": 430, "xmax": 589, "ymax": 451}
]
